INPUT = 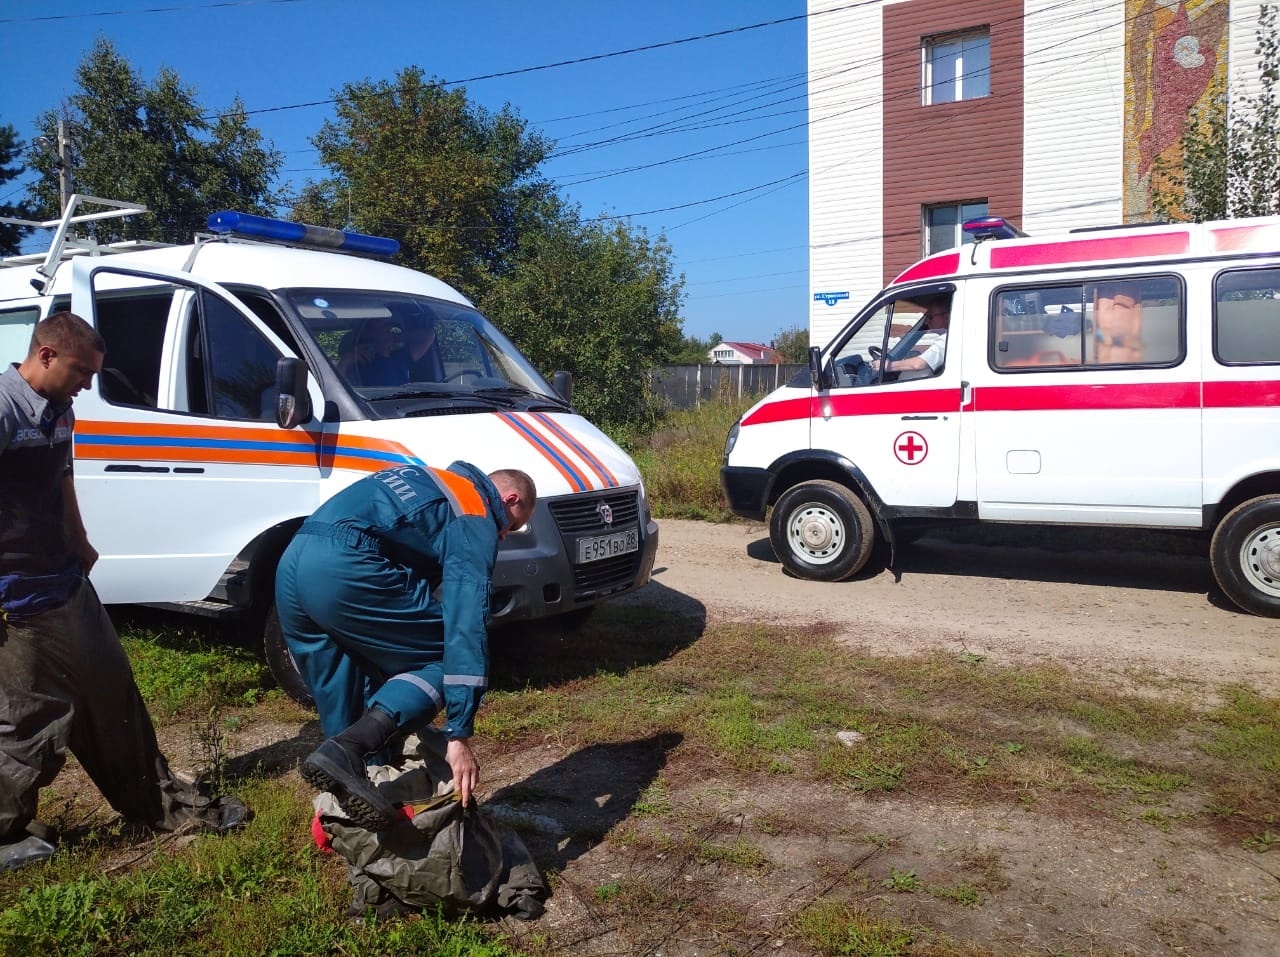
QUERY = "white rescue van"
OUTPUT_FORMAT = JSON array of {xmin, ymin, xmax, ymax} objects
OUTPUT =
[
  {"xmin": 0, "ymin": 196, "xmax": 658, "ymax": 699},
  {"xmin": 722, "ymin": 214, "xmax": 1280, "ymax": 617}
]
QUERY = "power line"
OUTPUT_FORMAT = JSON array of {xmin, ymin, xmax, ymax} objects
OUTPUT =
[{"xmin": 0, "ymin": 0, "xmax": 308, "ymax": 25}]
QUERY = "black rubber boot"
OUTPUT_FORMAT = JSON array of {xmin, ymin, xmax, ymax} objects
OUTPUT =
[
  {"xmin": 0, "ymin": 833, "xmax": 56, "ymax": 872},
  {"xmin": 301, "ymin": 708, "xmax": 400, "ymax": 831}
]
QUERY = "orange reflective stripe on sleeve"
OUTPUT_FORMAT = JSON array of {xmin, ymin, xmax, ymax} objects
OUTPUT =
[{"xmin": 429, "ymin": 468, "xmax": 488, "ymax": 517}]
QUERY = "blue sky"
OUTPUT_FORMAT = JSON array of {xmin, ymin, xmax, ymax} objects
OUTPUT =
[{"xmin": 0, "ymin": 0, "xmax": 811, "ymax": 346}]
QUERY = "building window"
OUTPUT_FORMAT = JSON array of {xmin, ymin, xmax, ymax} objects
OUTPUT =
[
  {"xmin": 922, "ymin": 29, "xmax": 990, "ymax": 105},
  {"xmin": 713, "ymin": 348, "xmax": 734, "ymax": 361},
  {"xmin": 923, "ymin": 201, "xmax": 988, "ymax": 255}
]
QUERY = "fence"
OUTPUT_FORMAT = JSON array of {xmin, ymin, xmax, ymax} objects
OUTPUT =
[{"xmin": 650, "ymin": 363, "xmax": 807, "ymax": 410}]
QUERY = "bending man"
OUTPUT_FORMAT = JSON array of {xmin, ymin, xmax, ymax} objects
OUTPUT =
[{"xmin": 276, "ymin": 462, "xmax": 536, "ymax": 829}]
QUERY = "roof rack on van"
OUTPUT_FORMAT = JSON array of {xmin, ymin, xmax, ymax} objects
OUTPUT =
[
  {"xmin": 0, "ymin": 194, "xmax": 151, "ymax": 287},
  {"xmin": 1068, "ymin": 220, "xmax": 1170, "ymax": 233}
]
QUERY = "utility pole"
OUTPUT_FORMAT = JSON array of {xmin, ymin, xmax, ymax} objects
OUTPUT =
[{"xmin": 56, "ymin": 118, "xmax": 70, "ymax": 214}]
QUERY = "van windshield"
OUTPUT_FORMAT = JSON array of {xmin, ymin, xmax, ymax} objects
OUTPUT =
[{"xmin": 283, "ymin": 289, "xmax": 563, "ymax": 405}]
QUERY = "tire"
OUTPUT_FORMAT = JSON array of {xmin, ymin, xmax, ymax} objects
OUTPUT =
[
  {"xmin": 769, "ymin": 480, "xmax": 875, "ymax": 582},
  {"xmin": 263, "ymin": 603, "xmax": 316, "ymax": 708},
  {"xmin": 1211, "ymin": 495, "xmax": 1280, "ymax": 618}
]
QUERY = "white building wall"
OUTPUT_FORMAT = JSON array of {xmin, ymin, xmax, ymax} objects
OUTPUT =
[
  {"xmin": 1022, "ymin": 0, "xmax": 1126, "ymax": 233},
  {"xmin": 1228, "ymin": 0, "xmax": 1264, "ymax": 109},
  {"xmin": 808, "ymin": 0, "xmax": 887, "ymax": 348}
]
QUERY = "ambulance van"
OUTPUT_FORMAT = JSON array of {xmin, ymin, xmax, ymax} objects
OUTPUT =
[
  {"xmin": 0, "ymin": 196, "xmax": 658, "ymax": 700},
  {"xmin": 721, "ymin": 214, "xmax": 1280, "ymax": 617}
]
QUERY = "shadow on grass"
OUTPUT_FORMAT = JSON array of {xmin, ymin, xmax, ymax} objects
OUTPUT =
[
  {"xmin": 487, "ymin": 732, "xmax": 683, "ymax": 873},
  {"xmin": 489, "ymin": 579, "xmax": 706, "ymax": 691}
]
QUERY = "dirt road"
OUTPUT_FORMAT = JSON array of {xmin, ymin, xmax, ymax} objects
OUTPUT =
[{"xmin": 622, "ymin": 519, "xmax": 1280, "ymax": 694}]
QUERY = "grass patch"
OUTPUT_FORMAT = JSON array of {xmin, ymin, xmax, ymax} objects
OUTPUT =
[
  {"xmin": 0, "ymin": 778, "xmax": 521, "ymax": 957},
  {"xmin": 120, "ymin": 629, "xmax": 270, "ymax": 719},
  {"xmin": 9, "ymin": 606, "xmax": 1278, "ymax": 954},
  {"xmin": 631, "ymin": 397, "xmax": 756, "ymax": 520}
]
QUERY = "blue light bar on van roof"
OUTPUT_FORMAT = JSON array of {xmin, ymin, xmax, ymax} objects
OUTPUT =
[
  {"xmin": 206, "ymin": 211, "xmax": 400, "ymax": 258},
  {"xmin": 962, "ymin": 216, "xmax": 1026, "ymax": 241}
]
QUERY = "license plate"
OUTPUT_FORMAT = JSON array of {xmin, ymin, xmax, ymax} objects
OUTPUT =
[{"xmin": 576, "ymin": 528, "xmax": 639, "ymax": 564}]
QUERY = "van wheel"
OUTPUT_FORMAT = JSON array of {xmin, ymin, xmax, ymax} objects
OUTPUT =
[
  {"xmin": 769, "ymin": 480, "xmax": 875, "ymax": 582},
  {"xmin": 263, "ymin": 603, "xmax": 316, "ymax": 708},
  {"xmin": 1211, "ymin": 495, "xmax": 1280, "ymax": 618}
]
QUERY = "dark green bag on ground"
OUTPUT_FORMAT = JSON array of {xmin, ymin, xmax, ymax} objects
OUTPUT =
[{"xmin": 311, "ymin": 734, "xmax": 546, "ymax": 920}]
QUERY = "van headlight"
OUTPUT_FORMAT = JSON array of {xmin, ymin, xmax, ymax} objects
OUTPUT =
[{"xmin": 724, "ymin": 422, "xmax": 740, "ymax": 460}]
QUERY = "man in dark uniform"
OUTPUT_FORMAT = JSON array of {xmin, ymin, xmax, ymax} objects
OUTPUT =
[
  {"xmin": 276, "ymin": 462, "xmax": 535, "ymax": 829},
  {"xmin": 0, "ymin": 312, "xmax": 249, "ymax": 872}
]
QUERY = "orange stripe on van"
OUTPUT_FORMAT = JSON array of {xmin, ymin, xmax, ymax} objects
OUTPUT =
[
  {"xmin": 494, "ymin": 412, "xmax": 587, "ymax": 491},
  {"xmin": 72, "ymin": 420, "xmax": 424, "ymax": 472}
]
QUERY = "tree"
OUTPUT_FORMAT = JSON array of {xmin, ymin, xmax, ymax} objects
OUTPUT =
[
  {"xmin": 483, "ymin": 212, "xmax": 685, "ymax": 442},
  {"xmin": 291, "ymin": 68, "xmax": 555, "ymax": 296},
  {"xmin": 0, "ymin": 121, "xmax": 31, "ymax": 255},
  {"xmin": 1153, "ymin": 3, "xmax": 1280, "ymax": 221},
  {"xmin": 772, "ymin": 324, "xmax": 810, "ymax": 364},
  {"xmin": 296, "ymin": 67, "xmax": 687, "ymax": 441},
  {"xmin": 669, "ymin": 330, "xmax": 723, "ymax": 365},
  {"xmin": 26, "ymin": 38, "xmax": 281, "ymax": 243}
]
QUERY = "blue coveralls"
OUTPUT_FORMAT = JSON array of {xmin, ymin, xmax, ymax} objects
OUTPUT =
[{"xmin": 275, "ymin": 461, "xmax": 505, "ymax": 741}]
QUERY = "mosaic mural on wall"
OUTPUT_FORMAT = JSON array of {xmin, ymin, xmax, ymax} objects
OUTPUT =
[{"xmin": 1124, "ymin": 0, "xmax": 1229, "ymax": 219}]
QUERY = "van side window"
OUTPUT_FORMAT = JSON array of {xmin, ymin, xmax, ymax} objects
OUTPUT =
[
  {"xmin": 188, "ymin": 291, "xmax": 281, "ymax": 420},
  {"xmin": 991, "ymin": 276, "xmax": 1182, "ymax": 370},
  {"xmin": 96, "ymin": 292, "xmax": 169, "ymax": 408},
  {"xmin": 1215, "ymin": 268, "xmax": 1280, "ymax": 364},
  {"xmin": 0, "ymin": 306, "xmax": 40, "ymax": 365}
]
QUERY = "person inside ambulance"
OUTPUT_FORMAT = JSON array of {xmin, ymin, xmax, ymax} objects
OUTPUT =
[{"xmin": 880, "ymin": 295, "xmax": 951, "ymax": 375}]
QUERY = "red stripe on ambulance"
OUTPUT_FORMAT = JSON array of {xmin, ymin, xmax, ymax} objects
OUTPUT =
[{"xmin": 989, "ymin": 231, "xmax": 1190, "ymax": 269}]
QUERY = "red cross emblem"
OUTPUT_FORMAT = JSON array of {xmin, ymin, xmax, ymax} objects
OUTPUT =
[{"xmin": 894, "ymin": 431, "xmax": 928, "ymax": 465}]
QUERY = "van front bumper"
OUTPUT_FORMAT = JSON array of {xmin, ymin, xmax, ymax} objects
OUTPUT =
[
  {"xmin": 489, "ymin": 487, "xmax": 658, "ymax": 623},
  {"xmin": 721, "ymin": 466, "xmax": 772, "ymax": 521}
]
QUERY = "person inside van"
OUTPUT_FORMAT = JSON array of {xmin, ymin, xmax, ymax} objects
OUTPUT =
[
  {"xmin": 338, "ymin": 314, "xmax": 441, "ymax": 387},
  {"xmin": 881, "ymin": 295, "xmax": 951, "ymax": 375}
]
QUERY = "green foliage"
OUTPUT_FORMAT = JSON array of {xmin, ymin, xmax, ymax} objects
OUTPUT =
[
  {"xmin": 291, "ymin": 67, "xmax": 686, "ymax": 441},
  {"xmin": 293, "ymin": 67, "xmax": 553, "ymax": 296},
  {"xmin": 668, "ymin": 330, "xmax": 723, "ymax": 365},
  {"xmin": 631, "ymin": 396, "xmax": 756, "ymax": 519},
  {"xmin": 0, "ymin": 120, "xmax": 31, "ymax": 255},
  {"xmin": 25, "ymin": 38, "xmax": 282, "ymax": 242},
  {"xmin": 1152, "ymin": 3, "xmax": 1280, "ymax": 221},
  {"xmin": 484, "ymin": 214, "xmax": 685, "ymax": 441},
  {"xmin": 772, "ymin": 323, "xmax": 810, "ymax": 363},
  {"xmin": 121, "ymin": 631, "xmax": 269, "ymax": 719}
]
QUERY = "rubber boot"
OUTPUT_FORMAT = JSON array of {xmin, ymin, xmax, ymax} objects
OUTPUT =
[
  {"xmin": 300, "ymin": 707, "xmax": 400, "ymax": 830},
  {"xmin": 0, "ymin": 833, "xmax": 56, "ymax": 872}
]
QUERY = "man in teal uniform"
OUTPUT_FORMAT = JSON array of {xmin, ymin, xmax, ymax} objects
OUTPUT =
[{"xmin": 276, "ymin": 462, "xmax": 536, "ymax": 829}]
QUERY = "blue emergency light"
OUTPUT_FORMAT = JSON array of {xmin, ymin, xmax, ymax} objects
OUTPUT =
[
  {"xmin": 206, "ymin": 211, "xmax": 400, "ymax": 258},
  {"xmin": 961, "ymin": 216, "xmax": 1026, "ymax": 241}
]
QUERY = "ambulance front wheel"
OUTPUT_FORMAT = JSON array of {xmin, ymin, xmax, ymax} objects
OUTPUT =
[
  {"xmin": 769, "ymin": 480, "xmax": 875, "ymax": 582},
  {"xmin": 1211, "ymin": 495, "xmax": 1280, "ymax": 618},
  {"xmin": 263, "ymin": 603, "xmax": 317, "ymax": 708}
]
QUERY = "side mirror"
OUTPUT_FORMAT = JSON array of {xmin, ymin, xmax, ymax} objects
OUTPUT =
[
  {"xmin": 276, "ymin": 357, "xmax": 312, "ymax": 430},
  {"xmin": 552, "ymin": 369, "xmax": 573, "ymax": 404},
  {"xmin": 807, "ymin": 346, "xmax": 828, "ymax": 391}
]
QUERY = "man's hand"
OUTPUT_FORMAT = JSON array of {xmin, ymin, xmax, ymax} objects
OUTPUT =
[{"xmin": 445, "ymin": 737, "xmax": 480, "ymax": 807}]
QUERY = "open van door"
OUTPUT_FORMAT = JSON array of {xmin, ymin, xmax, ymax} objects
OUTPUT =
[{"xmin": 69, "ymin": 257, "xmax": 327, "ymax": 604}]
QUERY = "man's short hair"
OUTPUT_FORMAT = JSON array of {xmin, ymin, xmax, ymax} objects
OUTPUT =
[
  {"xmin": 29, "ymin": 311, "xmax": 105, "ymax": 359},
  {"xmin": 489, "ymin": 469, "xmax": 537, "ymax": 507}
]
